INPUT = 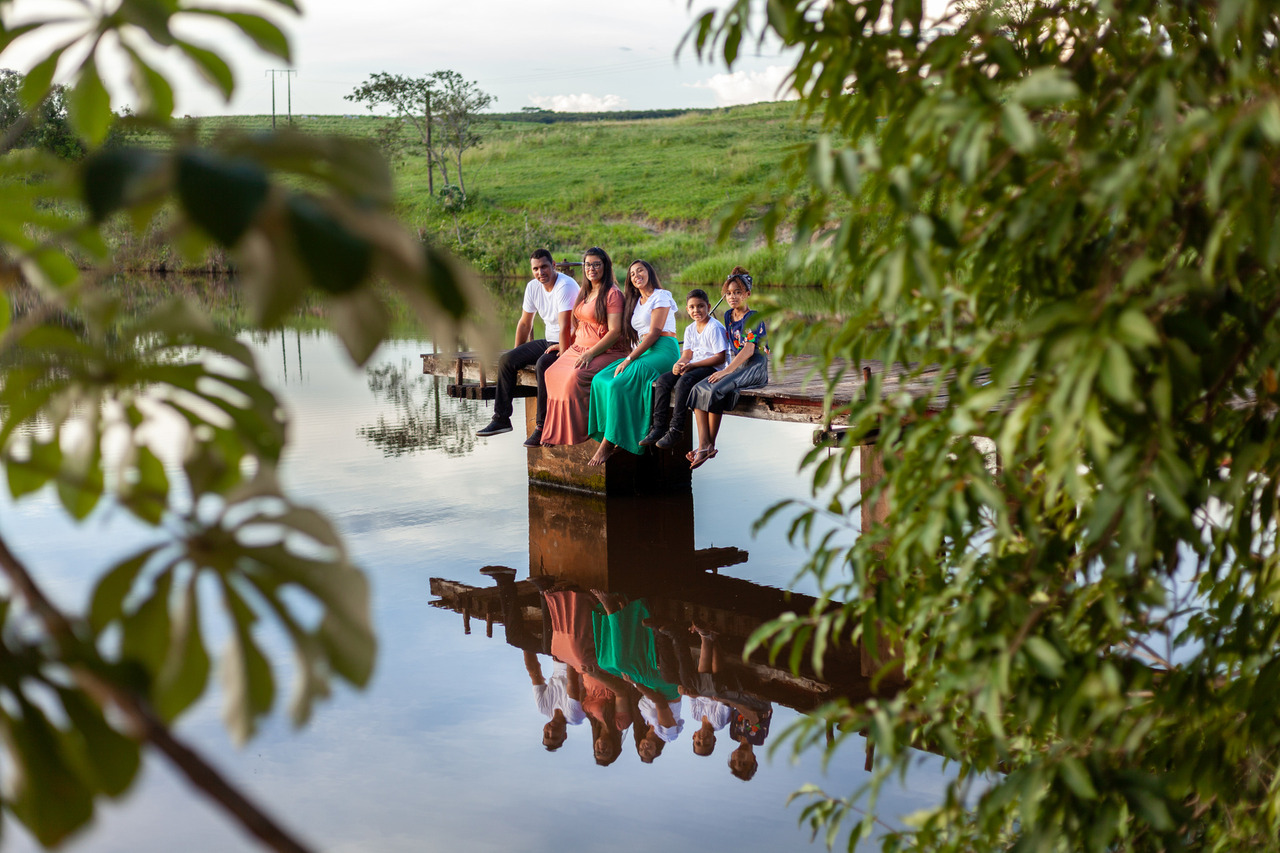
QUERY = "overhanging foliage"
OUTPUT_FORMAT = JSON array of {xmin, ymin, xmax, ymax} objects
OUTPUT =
[{"xmin": 693, "ymin": 0, "xmax": 1280, "ymax": 849}]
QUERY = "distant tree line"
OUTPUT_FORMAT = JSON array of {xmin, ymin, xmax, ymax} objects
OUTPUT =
[
  {"xmin": 0, "ymin": 68, "xmax": 84, "ymax": 159},
  {"xmin": 492, "ymin": 107, "xmax": 707, "ymax": 124}
]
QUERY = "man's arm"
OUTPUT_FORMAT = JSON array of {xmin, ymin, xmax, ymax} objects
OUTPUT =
[
  {"xmin": 524, "ymin": 649, "xmax": 545, "ymax": 686},
  {"xmin": 553, "ymin": 309, "xmax": 574, "ymax": 354},
  {"xmin": 514, "ymin": 311, "xmax": 535, "ymax": 348}
]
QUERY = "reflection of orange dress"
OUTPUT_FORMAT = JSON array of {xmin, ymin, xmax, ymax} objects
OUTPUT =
[
  {"xmin": 541, "ymin": 287, "xmax": 627, "ymax": 446},
  {"xmin": 544, "ymin": 590, "xmax": 597, "ymax": 668}
]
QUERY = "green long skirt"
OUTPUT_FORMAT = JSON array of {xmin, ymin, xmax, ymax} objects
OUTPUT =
[
  {"xmin": 587, "ymin": 336, "xmax": 680, "ymax": 454},
  {"xmin": 591, "ymin": 599, "xmax": 680, "ymax": 701}
]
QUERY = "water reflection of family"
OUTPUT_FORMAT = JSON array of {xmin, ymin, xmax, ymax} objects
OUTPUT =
[
  {"xmin": 476, "ymin": 247, "xmax": 769, "ymax": 471},
  {"xmin": 482, "ymin": 567, "xmax": 773, "ymax": 777}
]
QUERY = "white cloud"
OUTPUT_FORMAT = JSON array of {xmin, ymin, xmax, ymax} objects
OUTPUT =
[
  {"xmin": 688, "ymin": 65, "xmax": 798, "ymax": 107},
  {"xmin": 528, "ymin": 93, "xmax": 629, "ymax": 112}
]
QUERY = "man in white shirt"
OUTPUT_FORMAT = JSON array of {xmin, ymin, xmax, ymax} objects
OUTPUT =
[{"xmin": 476, "ymin": 248, "xmax": 579, "ymax": 446}]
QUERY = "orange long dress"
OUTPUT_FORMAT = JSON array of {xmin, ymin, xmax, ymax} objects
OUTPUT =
[{"xmin": 540, "ymin": 287, "xmax": 627, "ymax": 446}]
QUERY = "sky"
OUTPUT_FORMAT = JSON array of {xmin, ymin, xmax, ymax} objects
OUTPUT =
[{"xmin": 1, "ymin": 0, "xmax": 821, "ymax": 116}]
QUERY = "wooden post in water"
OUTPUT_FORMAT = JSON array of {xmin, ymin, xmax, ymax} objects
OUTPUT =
[{"xmin": 523, "ymin": 399, "xmax": 692, "ymax": 495}]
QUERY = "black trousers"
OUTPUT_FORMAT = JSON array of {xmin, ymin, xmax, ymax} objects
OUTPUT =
[
  {"xmin": 495, "ymin": 339, "xmax": 559, "ymax": 425},
  {"xmin": 651, "ymin": 365, "xmax": 716, "ymax": 433}
]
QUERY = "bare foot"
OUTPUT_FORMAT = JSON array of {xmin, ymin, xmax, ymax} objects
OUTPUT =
[
  {"xmin": 588, "ymin": 442, "xmax": 618, "ymax": 466},
  {"xmin": 690, "ymin": 618, "xmax": 719, "ymax": 639}
]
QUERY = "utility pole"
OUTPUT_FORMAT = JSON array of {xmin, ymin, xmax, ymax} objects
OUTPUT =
[{"xmin": 266, "ymin": 69, "xmax": 296, "ymax": 129}]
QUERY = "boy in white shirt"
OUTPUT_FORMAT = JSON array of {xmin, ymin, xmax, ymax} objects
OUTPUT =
[
  {"xmin": 640, "ymin": 288, "xmax": 730, "ymax": 449},
  {"xmin": 476, "ymin": 249, "xmax": 579, "ymax": 444}
]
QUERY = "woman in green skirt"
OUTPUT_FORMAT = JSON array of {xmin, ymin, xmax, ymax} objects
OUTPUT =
[{"xmin": 586, "ymin": 259, "xmax": 680, "ymax": 465}]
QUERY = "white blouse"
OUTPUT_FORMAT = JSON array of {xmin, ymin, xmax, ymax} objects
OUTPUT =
[{"xmin": 630, "ymin": 288, "xmax": 678, "ymax": 337}]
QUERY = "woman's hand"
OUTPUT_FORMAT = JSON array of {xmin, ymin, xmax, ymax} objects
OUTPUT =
[
  {"xmin": 576, "ymin": 351, "xmax": 593, "ymax": 369},
  {"xmin": 708, "ymin": 369, "xmax": 727, "ymax": 384},
  {"xmin": 613, "ymin": 358, "xmax": 630, "ymax": 377}
]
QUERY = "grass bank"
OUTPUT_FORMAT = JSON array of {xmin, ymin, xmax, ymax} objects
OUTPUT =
[{"xmin": 106, "ymin": 102, "xmax": 835, "ymax": 286}]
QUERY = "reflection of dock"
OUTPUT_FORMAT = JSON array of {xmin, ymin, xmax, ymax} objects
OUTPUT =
[
  {"xmin": 428, "ymin": 484, "xmax": 889, "ymax": 713},
  {"xmin": 428, "ymin": 576, "xmax": 874, "ymax": 712}
]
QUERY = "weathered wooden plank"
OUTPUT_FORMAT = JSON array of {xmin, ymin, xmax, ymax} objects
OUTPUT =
[{"xmin": 422, "ymin": 350, "xmax": 981, "ymax": 425}]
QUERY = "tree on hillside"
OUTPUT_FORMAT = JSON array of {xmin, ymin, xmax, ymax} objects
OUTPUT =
[
  {"xmin": 0, "ymin": 1, "xmax": 484, "ymax": 850},
  {"xmin": 431, "ymin": 69, "xmax": 493, "ymax": 198},
  {"xmin": 345, "ymin": 70, "xmax": 493, "ymax": 200},
  {"xmin": 693, "ymin": 0, "xmax": 1280, "ymax": 850},
  {"xmin": 346, "ymin": 72, "xmax": 445, "ymax": 194}
]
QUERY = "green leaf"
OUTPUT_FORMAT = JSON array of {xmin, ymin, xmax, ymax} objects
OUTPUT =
[
  {"xmin": 1000, "ymin": 102, "xmax": 1037, "ymax": 153},
  {"xmin": 1099, "ymin": 342, "xmax": 1135, "ymax": 405},
  {"xmin": 154, "ymin": 575, "xmax": 211, "ymax": 721},
  {"xmin": 286, "ymin": 195, "xmax": 373, "ymax": 295},
  {"xmin": 121, "ymin": 572, "xmax": 174, "ymax": 675},
  {"xmin": 176, "ymin": 150, "xmax": 269, "ymax": 246},
  {"xmin": 1009, "ymin": 68, "xmax": 1080, "ymax": 108},
  {"xmin": 175, "ymin": 40, "xmax": 235, "ymax": 99},
  {"xmin": 220, "ymin": 618, "xmax": 276, "ymax": 746},
  {"xmin": 7, "ymin": 440, "xmax": 62, "ymax": 499},
  {"xmin": 1023, "ymin": 636, "xmax": 1064, "ymax": 679},
  {"xmin": 89, "ymin": 550, "xmax": 156, "ymax": 632},
  {"xmin": 1058, "ymin": 757, "xmax": 1098, "ymax": 799},
  {"xmin": 5, "ymin": 703, "xmax": 95, "ymax": 846},
  {"xmin": 20, "ymin": 50, "xmax": 62, "ymax": 110},
  {"xmin": 57, "ymin": 689, "xmax": 141, "ymax": 797},
  {"xmin": 119, "ymin": 0, "xmax": 180, "ymax": 46},
  {"xmin": 125, "ymin": 47, "xmax": 175, "ymax": 119},
  {"xmin": 81, "ymin": 147, "xmax": 161, "ymax": 222},
  {"xmin": 187, "ymin": 10, "xmax": 291, "ymax": 61},
  {"xmin": 69, "ymin": 59, "xmax": 113, "ymax": 145}
]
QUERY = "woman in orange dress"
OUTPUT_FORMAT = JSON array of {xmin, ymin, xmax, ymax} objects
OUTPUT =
[{"xmin": 540, "ymin": 247, "xmax": 627, "ymax": 446}]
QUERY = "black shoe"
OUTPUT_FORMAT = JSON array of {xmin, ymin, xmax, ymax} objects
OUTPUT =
[
  {"xmin": 523, "ymin": 426, "xmax": 544, "ymax": 448},
  {"xmin": 654, "ymin": 428, "xmax": 682, "ymax": 449},
  {"xmin": 638, "ymin": 423, "xmax": 667, "ymax": 447},
  {"xmin": 476, "ymin": 417, "xmax": 512, "ymax": 437}
]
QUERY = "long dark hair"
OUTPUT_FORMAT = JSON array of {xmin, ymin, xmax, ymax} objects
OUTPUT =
[
  {"xmin": 574, "ymin": 247, "xmax": 617, "ymax": 326},
  {"xmin": 622, "ymin": 259, "xmax": 662, "ymax": 347}
]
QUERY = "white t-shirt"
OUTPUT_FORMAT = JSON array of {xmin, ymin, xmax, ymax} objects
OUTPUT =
[
  {"xmin": 630, "ymin": 289, "xmax": 678, "ymax": 338},
  {"xmin": 638, "ymin": 696, "xmax": 684, "ymax": 743},
  {"xmin": 682, "ymin": 317, "xmax": 730, "ymax": 366},
  {"xmin": 687, "ymin": 695, "xmax": 733, "ymax": 730},
  {"xmin": 532, "ymin": 662, "xmax": 587, "ymax": 725},
  {"xmin": 522, "ymin": 272, "xmax": 580, "ymax": 343}
]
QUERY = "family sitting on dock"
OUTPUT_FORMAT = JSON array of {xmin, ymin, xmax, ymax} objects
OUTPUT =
[{"xmin": 476, "ymin": 247, "xmax": 769, "ymax": 470}]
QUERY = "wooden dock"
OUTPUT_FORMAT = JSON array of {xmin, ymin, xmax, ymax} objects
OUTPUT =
[
  {"xmin": 421, "ymin": 351, "xmax": 981, "ymax": 426},
  {"xmin": 421, "ymin": 350, "xmax": 991, "ymax": 494}
]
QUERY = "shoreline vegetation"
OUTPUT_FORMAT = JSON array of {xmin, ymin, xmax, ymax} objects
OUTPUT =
[{"xmin": 96, "ymin": 102, "xmax": 835, "ymax": 286}]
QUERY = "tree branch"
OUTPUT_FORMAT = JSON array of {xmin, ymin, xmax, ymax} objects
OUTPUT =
[{"xmin": 0, "ymin": 534, "xmax": 314, "ymax": 853}]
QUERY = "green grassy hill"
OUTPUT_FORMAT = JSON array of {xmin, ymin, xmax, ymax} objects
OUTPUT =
[{"xmin": 137, "ymin": 102, "xmax": 825, "ymax": 285}]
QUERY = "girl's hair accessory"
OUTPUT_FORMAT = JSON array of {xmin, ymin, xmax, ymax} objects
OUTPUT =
[{"xmin": 728, "ymin": 272, "xmax": 753, "ymax": 291}]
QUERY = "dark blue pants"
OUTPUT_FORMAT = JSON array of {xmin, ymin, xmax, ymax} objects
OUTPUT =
[
  {"xmin": 651, "ymin": 365, "xmax": 716, "ymax": 434},
  {"xmin": 495, "ymin": 339, "xmax": 559, "ymax": 425}
]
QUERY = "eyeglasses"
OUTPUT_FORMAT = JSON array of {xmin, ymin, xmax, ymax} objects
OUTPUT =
[{"xmin": 584, "ymin": 262, "xmax": 604, "ymax": 270}]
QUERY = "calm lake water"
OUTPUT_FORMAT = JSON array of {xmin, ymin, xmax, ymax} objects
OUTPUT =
[{"xmin": 1, "ymin": 321, "xmax": 950, "ymax": 852}]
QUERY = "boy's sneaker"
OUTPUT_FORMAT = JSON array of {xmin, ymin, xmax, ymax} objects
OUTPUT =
[
  {"xmin": 476, "ymin": 417, "xmax": 512, "ymax": 437},
  {"xmin": 523, "ymin": 426, "xmax": 544, "ymax": 448},
  {"xmin": 638, "ymin": 423, "xmax": 667, "ymax": 446},
  {"xmin": 654, "ymin": 428, "xmax": 682, "ymax": 449}
]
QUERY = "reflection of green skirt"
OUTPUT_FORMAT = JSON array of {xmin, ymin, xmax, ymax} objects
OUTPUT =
[
  {"xmin": 587, "ymin": 336, "xmax": 679, "ymax": 454},
  {"xmin": 591, "ymin": 599, "xmax": 680, "ymax": 701}
]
